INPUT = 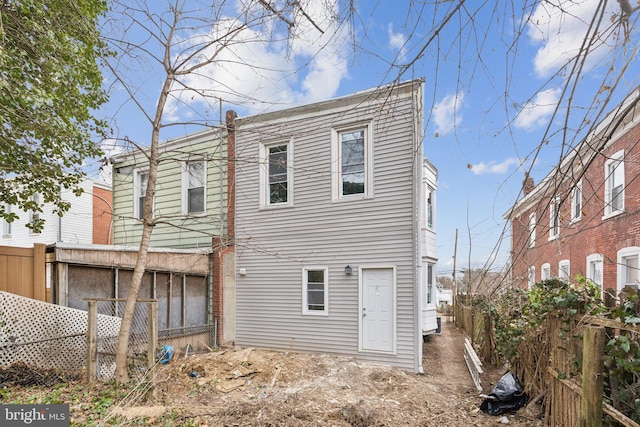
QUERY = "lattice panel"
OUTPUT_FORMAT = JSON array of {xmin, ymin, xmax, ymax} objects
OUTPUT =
[{"xmin": 0, "ymin": 291, "xmax": 121, "ymax": 373}]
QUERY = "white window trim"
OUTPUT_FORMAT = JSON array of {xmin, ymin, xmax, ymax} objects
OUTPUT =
[
  {"xmin": 558, "ymin": 259, "xmax": 570, "ymax": 282},
  {"xmin": 259, "ymin": 139, "xmax": 294, "ymax": 208},
  {"xmin": 426, "ymin": 186, "xmax": 435, "ymax": 230},
  {"xmin": 603, "ymin": 150, "xmax": 625, "ymax": 219},
  {"xmin": 617, "ymin": 246, "xmax": 640, "ymax": 296},
  {"xmin": 133, "ymin": 169, "xmax": 151, "ymax": 221},
  {"xmin": 586, "ymin": 253, "xmax": 604, "ymax": 296},
  {"xmin": 528, "ymin": 266, "xmax": 535, "ymax": 290},
  {"xmin": 181, "ymin": 159, "xmax": 207, "ymax": 215},
  {"xmin": 549, "ymin": 197, "xmax": 560, "ymax": 241},
  {"xmin": 2, "ymin": 203, "xmax": 11, "ymax": 237},
  {"xmin": 541, "ymin": 263, "xmax": 551, "ymax": 281},
  {"xmin": 302, "ymin": 266, "xmax": 329, "ymax": 316},
  {"xmin": 528, "ymin": 212, "xmax": 536, "ymax": 248},
  {"xmin": 570, "ymin": 181, "xmax": 582, "ymax": 223},
  {"xmin": 331, "ymin": 121, "xmax": 374, "ymax": 201}
]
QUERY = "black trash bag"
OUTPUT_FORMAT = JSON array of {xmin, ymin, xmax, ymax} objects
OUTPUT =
[{"xmin": 479, "ymin": 372, "xmax": 528, "ymax": 416}]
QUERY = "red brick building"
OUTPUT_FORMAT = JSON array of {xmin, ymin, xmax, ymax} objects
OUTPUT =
[{"xmin": 506, "ymin": 88, "xmax": 640, "ymax": 302}]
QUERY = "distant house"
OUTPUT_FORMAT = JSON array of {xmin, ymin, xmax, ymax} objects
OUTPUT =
[
  {"xmin": 0, "ymin": 178, "xmax": 112, "ymax": 247},
  {"xmin": 110, "ymin": 123, "xmax": 235, "ymax": 344},
  {"xmin": 505, "ymin": 88, "xmax": 640, "ymax": 301},
  {"xmin": 233, "ymin": 79, "xmax": 438, "ymax": 373}
]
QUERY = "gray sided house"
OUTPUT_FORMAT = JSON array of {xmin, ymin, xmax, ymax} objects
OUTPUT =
[
  {"xmin": 111, "ymin": 126, "xmax": 229, "ymax": 249},
  {"xmin": 234, "ymin": 79, "xmax": 438, "ymax": 373}
]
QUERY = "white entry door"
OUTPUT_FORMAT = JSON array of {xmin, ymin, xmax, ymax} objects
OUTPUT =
[{"xmin": 360, "ymin": 267, "xmax": 395, "ymax": 352}]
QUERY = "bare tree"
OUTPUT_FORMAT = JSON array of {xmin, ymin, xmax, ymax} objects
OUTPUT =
[{"xmin": 102, "ymin": 0, "xmax": 352, "ymax": 383}]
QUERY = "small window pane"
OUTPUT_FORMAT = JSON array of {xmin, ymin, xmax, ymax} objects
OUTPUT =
[
  {"xmin": 269, "ymin": 145, "xmax": 288, "ymax": 204},
  {"xmin": 188, "ymin": 187, "xmax": 204, "ymax": 212},
  {"xmin": 341, "ymin": 131, "xmax": 365, "ymax": 195}
]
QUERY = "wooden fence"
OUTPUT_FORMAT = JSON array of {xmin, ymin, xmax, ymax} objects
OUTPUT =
[
  {"xmin": 457, "ymin": 296, "xmax": 640, "ymax": 426},
  {"xmin": 0, "ymin": 243, "xmax": 47, "ymax": 302}
]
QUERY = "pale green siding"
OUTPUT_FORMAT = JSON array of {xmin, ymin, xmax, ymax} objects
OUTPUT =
[{"xmin": 112, "ymin": 128, "xmax": 228, "ymax": 249}]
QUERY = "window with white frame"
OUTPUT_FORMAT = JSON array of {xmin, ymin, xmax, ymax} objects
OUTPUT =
[
  {"xmin": 541, "ymin": 263, "xmax": 551, "ymax": 281},
  {"xmin": 586, "ymin": 253, "xmax": 603, "ymax": 294},
  {"xmin": 260, "ymin": 140, "xmax": 293, "ymax": 207},
  {"xmin": 605, "ymin": 150, "xmax": 624, "ymax": 217},
  {"xmin": 134, "ymin": 170, "xmax": 149, "ymax": 220},
  {"xmin": 426, "ymin": 264, "xmax": 434, "ymax": 304},
  {"xmin": 617, "ymin": 247, "xmax": 640, "ymax": 293},
  {"xmin": 528, "ymin": 266, "xmax": 535, "ymax": 289},
  {"xmin": 549, "ymin": 197, "xmax": 560, "ymax": 239},
  {"xmin": 331, "ymin": 123, "xmax": 373, "ymax": 200},
  {"xmin": 571, "ymin": 181, "xmax": 582, "ymax": 222},
  {"xmin": 184, "ymin": 160, "xmax": 206, "ymax": 214},
  {"xmin": 302, "ymin": 267, "xmax": 328, "ymax": 315},
  {"xmin": 558, "ymin": 260, "xmax": 570, "ymax": 282},
  {"xmin": 28, "ymin": 194, "xmax": 40, "ymax": 234},
  {"xmin": 2, "ymin": 203, "xmax": 11, "ymax": 236},
  {"xmin": 427, "ymin": 188, "xmax": 434, "ymax": 229},
  {"xmin": 528, "ymin": 212, "xmax": 536, "ymax": 247}
]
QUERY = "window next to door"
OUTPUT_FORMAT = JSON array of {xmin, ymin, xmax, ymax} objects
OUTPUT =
[{"xmin": 302, "ymin": 267, "xmax": 328, "ymax": 315}]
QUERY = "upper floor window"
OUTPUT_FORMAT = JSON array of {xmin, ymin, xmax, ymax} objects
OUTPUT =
[
  {"xmin": 617, "ymin": 246, "xmax": 640, "ymax": 294},
  {"xmin": 586, "ymin": 253, "xmax": 603, "ymax": 295},
  {"xmin": 260, "ymin": 140, "xmax": 293, "ymax": 207},
  {"xmin": 541, "ymin": 263, "xmax": 551, "ymax": 280},
  {"xmin": 331, "ymin": 123, "xmax": 373, "ymax": 200},
  {"xmin": 558, "ymin": 260, "xmax": 570, "ymax": 282},
  {"xmin": 571, "ymin": 181, "xmax": 582, "ymax": 222},
  {"xmin": 302, "ymin": 267, "xmax": 328, "ymax": 315},
  {"xmin": 184, "ymin": 160, "xmax": 206, "ymax": 214},
  {"xmin": 134, "ymin": 170, "xmax": 149, "ymax": 220},
  {"xmin": 427, "ymin": 188, "xmax": 434, "ymax": 229},
  {"xmin": 2, "ymin": 203, "xmax": 11, "ymax": 237},
  {"xmin": 549, "ymin": 197, "xmax": 560, "ymax": 240},
  {"xmin": 605, "ymin": 150, "xmax": 624, "ymax": 217},
  {"xmin": 426, "ymin": 264, "xmax": 434, "ymax": 304},
  {"xmin": 528, "ymin": 212, "xmax": 536, "ymax": 248}
]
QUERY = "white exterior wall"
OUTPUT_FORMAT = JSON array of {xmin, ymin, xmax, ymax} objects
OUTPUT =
[
  {"xmin": 234, "ymin": 80, "xmax": 427, "ymax": 372},
  {"xmin": 420, "ymin": 160, "xmax": 439, "ymax": 335},
  {"xmin": 1, "ymin": 180, "xmax": 96, "ymax": 248}
]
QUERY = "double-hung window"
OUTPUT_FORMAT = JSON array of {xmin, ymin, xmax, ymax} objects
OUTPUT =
[
  {"xmin": 332, "ymin": 123, "xmax": 373, "ymax": 200},
  {"xmin": 260, "ymin": 140, "xmax": 293, "ymax": 207},
  {"xmin": 135, "ymin": 170, "xmax": 149, "ymax": 220},
  {"xmin": 605, "ymin": 150, "xmax": 624, "ymax": 217},
  {"xmin": 184, "ymin": 160, "xmax": 206, "ymax": 214},
  {"xmin": 541, "ymin": 263, "xmax": 551, "ymax": 281},
  {"xmin": 558, "ymin": 260, "xmax": 570, "ymax": 282},
  {"xmin": 571, "ymin": 181, "xmax": 582, "ymax": 222},
  {"xmin": 617, "ymin": 247, "xmax": 640, "ymax": 294},
  {"xmin": 2, "ymin": 203, "xmax": 11, "ymax": 237},
  {"xmin": 302, "ymin": 267, "xmax": 328, "ymax": 315},
  {"xmin": 586, "ymin": 254, "xmax": 603, "ymax": 295},
  {"xmin": 427, "ymin": 188, "xmax": 434, "ymax": 229},
  {"xmin": 549, "ymin": 197, "xmax": 560, "ymax": 240},
  {"xmin": 528, "ymin": 212, "xmax": 536, "ymax": 248},
  {"xmin": 528, "ymin": 266, "xmax": 535, "ymax": 289}
]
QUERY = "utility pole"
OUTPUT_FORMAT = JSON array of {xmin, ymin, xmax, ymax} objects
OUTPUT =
[{"xmin": 452, "ymin": 228, "xmax": 458, "ymax": 324}]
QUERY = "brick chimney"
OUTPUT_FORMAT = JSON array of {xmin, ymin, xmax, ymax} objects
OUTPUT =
[{"xmin": 522, "ymin": 172, "xmax": 534, "ymax": 195}]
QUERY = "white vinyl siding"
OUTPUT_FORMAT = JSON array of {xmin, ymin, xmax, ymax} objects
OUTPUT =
[
  {"xmin": 604, "ymin": 150, "xmax": 624, "ymax": 218},
  {"xmin": 235, "ymin": 81, "xmax": 423, "ymax": 371}
]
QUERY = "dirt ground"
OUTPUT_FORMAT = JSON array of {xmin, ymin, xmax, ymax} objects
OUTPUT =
[{"xmin": 109, "ymin": 319, "xmax": 544, "ymax": 426}]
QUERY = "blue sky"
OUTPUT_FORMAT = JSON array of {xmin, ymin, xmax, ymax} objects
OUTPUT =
[{"xmin": 94, "ymin": 0, "xmax": 640, "ymax": 275}]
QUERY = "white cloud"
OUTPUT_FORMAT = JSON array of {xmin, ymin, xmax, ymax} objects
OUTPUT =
[
  {"xmin": 432, "ymin": 91, "xmax": 464, "ymax": 136},
  {"xmin": 514, "ymin": 88, "xmax": 561, "ymax": 131},
  {"xmin": 387, "ymin": 23, "xmax": 406, "ymax": 60},
  {"xmin": 470, "ymin": 157, "xmax": 520, "ymax": 175},
  {"xmin": 526, "ymin": 0, "xmax": 619, "ymax": 78},
  {"xmin": 168, "ymin": 0, "xmax": 350, "ymax": 118}
]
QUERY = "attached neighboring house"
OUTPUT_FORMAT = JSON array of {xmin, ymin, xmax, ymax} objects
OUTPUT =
[
  {"xmin": 233, "ymin": 79, "xmax": 438, "ymax": 373},
  {"xmin": 0, "ymin": 178, "xmax": 112, "ymax": 247},
  {"xmin": 505, "ymin": 87, "xmax": 640, "ymax": 301},
  {"xmin": 110, "ymin": 123, "xmax": 235, "ymax": 344}
]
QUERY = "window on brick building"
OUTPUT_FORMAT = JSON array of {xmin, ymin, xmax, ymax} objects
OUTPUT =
[
  {"xmin": 528, "ymin": 266, "xmax": 535, "ymax": 289},
  {"xmin": 541, "ymin": 263, "xmax": 551, "ymax": 280},
  {"xmin": 571, "ymin": 181, "xmax": 582, "ymax": 222},
  {"xmin": 549, "ymin": 197, "xmax": 560, "ymax": 240},
  {"xmin": 604, "ymin": 151, "xmax": 624, "ymax": 217},
  {"xmin": 617, "ymin": 247, "xmax": 640, "ymax": 295},
  {"xmin": 528, "ymin": 212, "xmax": 536, "ymax": 247},
  {"xmin": 586, "ymin": 253, "xmax": 603, "ymax": 296},
  {"xmin": 559, "ymin": 260, "xmax": 570, "ymax": 282}
]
